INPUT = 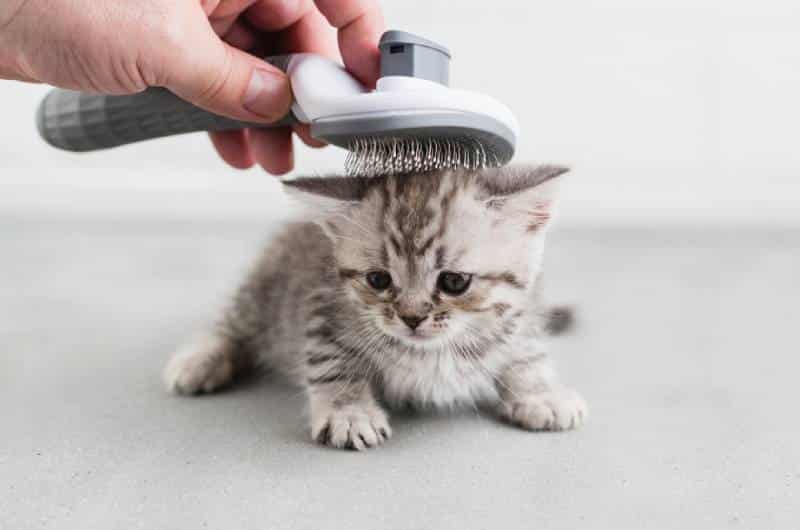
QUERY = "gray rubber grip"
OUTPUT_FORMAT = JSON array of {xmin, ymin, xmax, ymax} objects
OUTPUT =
[{"xmin": 36, "ymin": 55, "xmax": 297, "ymax": 152}]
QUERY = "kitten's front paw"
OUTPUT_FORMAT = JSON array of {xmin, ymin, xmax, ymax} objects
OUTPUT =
[
  {"xmin": 499, "ymin": 387, "xmax": 588, "ymax": 431},
  {"xmin": 311, "ymin": 403, "xmax": 392, "ymax": 450},
  {"xmin": 163, "ymin": 335, "xmax": 233, "ymax": 395}
]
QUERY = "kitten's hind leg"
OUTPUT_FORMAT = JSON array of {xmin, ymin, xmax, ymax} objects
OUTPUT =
[{"xmin": 163, "ymin": 332, "xmax": 252, "ymax": 395}]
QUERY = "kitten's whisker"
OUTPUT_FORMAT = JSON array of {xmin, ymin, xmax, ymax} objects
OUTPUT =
[
  {"xmin": 328, "ymin": 234, "xmax": 370, "ymax": 245},
  {"xmin": 328, "ymin": 211, "xmax": 373, "ymax": 236}
]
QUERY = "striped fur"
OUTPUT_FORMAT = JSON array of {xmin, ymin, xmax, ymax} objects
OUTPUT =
[{"xmin": 164, "ymin": 165, "xmax": 587, "ymax": 450}]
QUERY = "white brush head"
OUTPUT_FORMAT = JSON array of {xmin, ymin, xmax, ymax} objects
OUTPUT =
[{"xmin": 286, "ymin": 53, "xmax": 519, "ymax": 176}]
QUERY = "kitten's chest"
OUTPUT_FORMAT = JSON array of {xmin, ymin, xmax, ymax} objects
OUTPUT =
[{"xmin": 376, "ymin": 348, "xmax": 505, "ymax": 409}]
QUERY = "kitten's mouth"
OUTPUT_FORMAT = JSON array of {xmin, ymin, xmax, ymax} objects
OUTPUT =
[
  {"xmin": 400, "ymin": 328, "xmax": 439, "ymax": 343},
  {"xmin": 378, "ymin": 322, "xmax": 442, "ymax": 344}
]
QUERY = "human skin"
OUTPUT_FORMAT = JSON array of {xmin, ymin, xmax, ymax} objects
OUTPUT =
[{"xmin": 0, "ymin": 0, "xmax": 384, "ymax": 174}]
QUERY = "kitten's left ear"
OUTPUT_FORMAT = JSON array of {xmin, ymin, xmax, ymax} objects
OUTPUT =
[{"xmin": 478, "ymin": 164, "xmax": 569, "ymax": 232}]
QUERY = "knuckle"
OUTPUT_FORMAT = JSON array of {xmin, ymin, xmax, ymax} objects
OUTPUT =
[
  {"xmin": 192, "ymin": 47, "xmax": 234, "ymax": 107},
  {"xmin": 127, "ymin": 4, "xmax": 190, "ymax": 87}
]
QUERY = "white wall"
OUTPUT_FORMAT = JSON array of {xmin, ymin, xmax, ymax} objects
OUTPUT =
[{"xmin": 2, "ymin": 0, "xmax": 800, "ymax": 225}]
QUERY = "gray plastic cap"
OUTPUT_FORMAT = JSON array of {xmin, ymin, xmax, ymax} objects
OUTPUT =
[{"xmin": 379, "ymin": 30, "xmax": 451, "ymax": 86}]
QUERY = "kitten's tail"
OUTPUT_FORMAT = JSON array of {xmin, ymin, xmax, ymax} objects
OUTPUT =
[{"xmin": 545, "ymin": 305, "xmax": 575, "ymax": 335}]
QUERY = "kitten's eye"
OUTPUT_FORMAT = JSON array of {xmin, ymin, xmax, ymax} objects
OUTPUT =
[
  {"xmin": 366, "ymin": 270, "xmax": 392, "ymax": 291},
  {"xmin": 437, "ymin": 271, "xmax": 472, "ymax": 296}
]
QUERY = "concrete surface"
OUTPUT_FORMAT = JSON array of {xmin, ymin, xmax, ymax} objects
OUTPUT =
[{"xmin": 1, "ymin": 216, "xmax": 798, "ymax": 529}]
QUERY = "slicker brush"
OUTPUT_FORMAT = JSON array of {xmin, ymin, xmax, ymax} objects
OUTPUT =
[{"xmin": 36, "ymin": 31, "xmax": 518, "ymax": 176}]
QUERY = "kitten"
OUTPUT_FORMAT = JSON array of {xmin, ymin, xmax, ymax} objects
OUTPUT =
[{"xmin": 164, "ymin": 165, "xmax": 587, "ymax": 450}]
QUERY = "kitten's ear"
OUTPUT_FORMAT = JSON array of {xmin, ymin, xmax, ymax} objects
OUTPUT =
[
  {"xmin": 283, "ymin": 176, "xmax": 372, "ymax": 240},
  {"xmin": 478, "ymin": 164, "xmax": 569, "ymax": 232},
  {"xmin": 283, "ymin": 175, "xmax": 371, "ymax": 211}
]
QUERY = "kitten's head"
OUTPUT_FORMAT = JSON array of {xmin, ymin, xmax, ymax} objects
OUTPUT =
[{"xmin": 286, "ymin": 165, "xmax": 567, "ymax": 347}]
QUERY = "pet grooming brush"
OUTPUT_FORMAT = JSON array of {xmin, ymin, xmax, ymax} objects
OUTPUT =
[{"xmin": 36, "ymin": 31, "xmax": 518, "ymax": 176}]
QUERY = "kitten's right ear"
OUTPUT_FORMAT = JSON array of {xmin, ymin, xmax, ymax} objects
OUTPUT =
[
  {"xmin": 284, "ymin": 176, "xmax": 372, "ymax": 205},
  {"xmin": 283, "ymin": 176, "xmax": 372, "ymax": 239},
  {"xmin": 283, "ymin": 175, "xmax": 371, "ymax": 214}
]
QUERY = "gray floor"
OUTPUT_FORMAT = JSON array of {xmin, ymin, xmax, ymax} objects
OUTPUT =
[{"xmin": 1, "ymin": 216, "xmax": 798, "ymax": 530}]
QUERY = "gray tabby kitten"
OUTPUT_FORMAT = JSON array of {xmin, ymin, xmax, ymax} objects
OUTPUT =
[{"xmin": 164, "ymin": 165, "xmax": 587, "ymax": 450}]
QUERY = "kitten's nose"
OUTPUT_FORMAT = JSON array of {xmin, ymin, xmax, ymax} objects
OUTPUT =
[{"xmin": 400, "ymin": 314, "xmax": 428, "ymax": 330}]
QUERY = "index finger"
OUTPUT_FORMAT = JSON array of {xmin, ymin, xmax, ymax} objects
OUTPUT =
[{"xmin": 313, "ymin": 0, "xmax": 385, "ymax": 87}]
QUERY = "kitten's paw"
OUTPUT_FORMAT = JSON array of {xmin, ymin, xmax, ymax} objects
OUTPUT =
[
  {"xmin": 163, "ymin": 334, "xmax": 234, "ymax": 395},
  {"xmin": 499, "ymin": 387, "xmax": 588, "ymax": 431},
  {"xmin": 311, "ymin": 403, "xmax": 392, "ymax": 450}
]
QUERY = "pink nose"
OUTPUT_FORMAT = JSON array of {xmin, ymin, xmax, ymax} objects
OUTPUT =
[{"xmin": 400, "ymin": 314, "xmax": 428, "ymax": 330}]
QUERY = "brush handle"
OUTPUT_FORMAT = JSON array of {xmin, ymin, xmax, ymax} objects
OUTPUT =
[{"xmin": 36, "ymin": 55, "xmax": 298, "ymax": 152}]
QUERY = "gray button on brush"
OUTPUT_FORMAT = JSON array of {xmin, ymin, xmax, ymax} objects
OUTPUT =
[{"xmin": 378, "ymin": 30, "xmax": 451, "ymax": 86}]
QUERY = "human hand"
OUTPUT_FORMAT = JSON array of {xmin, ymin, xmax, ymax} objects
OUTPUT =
[{"xmin": 0, "ymin": 0, "xmax": 384, "ymax": 174}]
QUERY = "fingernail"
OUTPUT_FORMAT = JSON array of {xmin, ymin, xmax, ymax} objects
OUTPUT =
[{"xmin": 243, "ymin": 69, "xmax": 290, "ymax": 121}]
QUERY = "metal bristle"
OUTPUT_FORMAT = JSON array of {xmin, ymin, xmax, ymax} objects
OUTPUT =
[{"xmin": 345, "ymin": 137, "xmax": 499, "ymax": 177}]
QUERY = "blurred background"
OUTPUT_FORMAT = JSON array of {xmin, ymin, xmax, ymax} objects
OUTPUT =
[
  {"xmin": 4, "ymin": 0, "xmax": 800, "ymax": 225},
  {"xmin": 3, "ymin": 1, "xmax": 799, "ymax": 529}
]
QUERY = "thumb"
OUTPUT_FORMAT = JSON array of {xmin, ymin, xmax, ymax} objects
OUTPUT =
[{"xmin": 164, "ymin": 23, "xmax": 292, "ymax": 123}]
